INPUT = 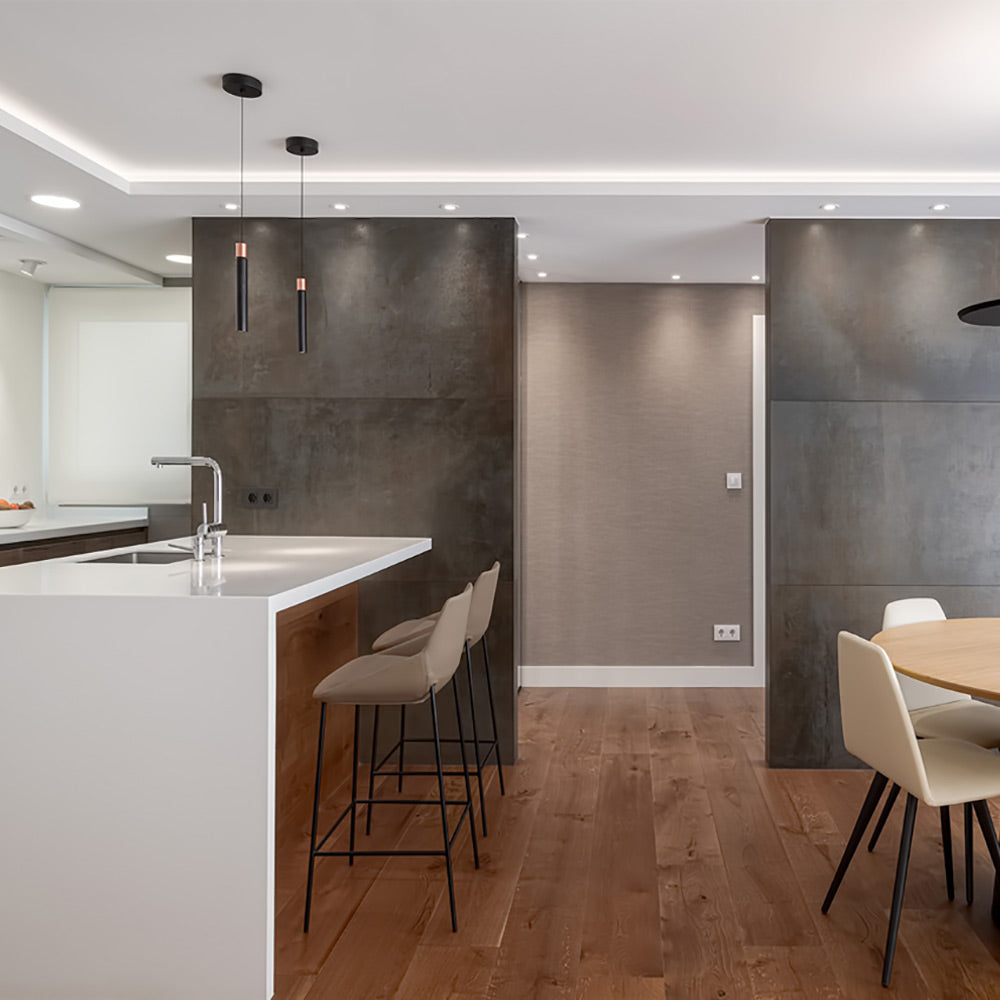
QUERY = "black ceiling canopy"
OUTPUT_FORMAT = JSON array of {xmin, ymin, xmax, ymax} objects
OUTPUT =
[{"xmin": 958, "ymin": 298, "xmax": 1000, "ymax": 326}]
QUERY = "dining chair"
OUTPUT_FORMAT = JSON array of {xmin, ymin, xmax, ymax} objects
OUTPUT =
[
  {"xmin": 869, "ymin": 598, "xmax": 1000, "ymax": 904},
  {"xmin": 822, "ymin": 631, "xmax": 1000, "ymax": 987}
]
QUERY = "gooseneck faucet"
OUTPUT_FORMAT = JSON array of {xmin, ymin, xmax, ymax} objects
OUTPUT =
[{"xmin": 151, "ymin": 456, "xmax": 227, "ymax": 560}]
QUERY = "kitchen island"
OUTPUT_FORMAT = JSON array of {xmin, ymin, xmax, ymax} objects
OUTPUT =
[{"xmin": 0, "ymin": 534, "xmax": 431, "ymax": 1000}]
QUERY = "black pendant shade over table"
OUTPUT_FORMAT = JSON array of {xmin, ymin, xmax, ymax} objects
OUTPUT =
[
  {"xmin": 222, "ymin": 72, "xmax": 263, "ymax": 332},
  {"xmin": 286, "ymin": 136, "xmax": 319, "ymax": 354},
  {"xmin": 958, "ymin": 298, "xmax": 1000, "ymax": 326}
]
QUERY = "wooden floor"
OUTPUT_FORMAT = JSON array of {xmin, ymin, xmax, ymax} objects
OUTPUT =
[{"xmin": 273, "ymin": 688, "xmax": 1000, "ymax": 999}]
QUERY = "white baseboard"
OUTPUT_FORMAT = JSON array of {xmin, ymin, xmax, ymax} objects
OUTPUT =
[{"xmin": 519, "ymin": 664, "xmax": 765, "ymax": 688}]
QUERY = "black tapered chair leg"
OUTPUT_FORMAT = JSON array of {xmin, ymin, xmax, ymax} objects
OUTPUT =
[
  {"xmin": 822, "ymin": 771, "xmax": 889, "ymax": 913},
  {"xmin": 883, "ymin": 793, "xmax": 918, "ymax": 987},
  {"xmin": 463, "ymin": 640, "xmax": 488, "ymax": 835},
  {"xmin": 867, "ymin": 781, "xmax": 900, "ymax": 852},
  {"xmin": 965, "ymin": 801, "xmax": 975, "ymax": 905},
  {"xmin": 481, "ymin": 635, "xmax": 505, "ymax": 795},
  {"xmin": 971, "ymin": 800, "xmax": 1000, "ymax": 924},
  {"xmin": 303, "ymin": 702, "xmax": 327, "ymax": 933},
  {"xmin": 940, "ymin": 805, "xmax": 954, "ymax": 900},
  {"xmin": 429, "ymin": 685, "xmax": 458, "ymax": 932},
  {"xmin": 452, "ymin": 676, "xmax": 479, "ymax": 868},
  {"xmin": 348, "ymin": 704, "xmax": 360, "ymax": 865},
  {"xmin": 397, "ymin": 705, "xmax": 406, "ymax": 794},
  {"xmin": 366, "ymin": 706, "xmax": 380, "ymax": 835}
]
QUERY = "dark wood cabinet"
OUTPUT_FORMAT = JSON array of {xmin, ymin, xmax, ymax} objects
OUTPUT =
[{"xmin": 0, "ymin": 527, "xmax": 148, "ymax": 568}]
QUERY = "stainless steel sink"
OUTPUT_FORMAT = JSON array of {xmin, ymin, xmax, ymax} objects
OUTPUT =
[{"xmin": 83, "ymin": 550, "xmax": 193, "ymax": 565}]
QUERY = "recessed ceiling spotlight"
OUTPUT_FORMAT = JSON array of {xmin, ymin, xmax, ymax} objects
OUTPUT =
[
  {"xmin": 31, "ymin": 194, "xmax": 80, "ymax": 210},
  {"xmin": 332, "ymin": 203, "xmax": 349, "ymax": 211},
  {"xmin": 821, "ymin": 203, "xmax": 839, "ymax": 212},
  {"xmin": 930, "ymin": 203, "xmax": 950, "ymax": 211},
  {"xmin": 223, "ymin": 202, "xmax": 239, "ymax": 211},
  {"xmin": 165, "ymin": 254, "xmax": 192, "ymax": 265},
  {"xmin": 441, "ymin": 203, "xmax": 459, "ymax": 212},
  {"xmin": 751, "ymin": 274, "xmax": 762, "ymax": 281},
  {"xmin": 537, "ymin": 272, "xmax": 548, "ymax": 278},
  {"xmin": 517, "ymin": 232, "xmax": 528, "ymax": 239},
  {"xmin": 671, "ymin": 274, "xmax": 681, "ymax": 280},
  {"xmin": 526, "ymin": 253, "xmax": 538, "ymax": 261},
  {"xmin": 18, "ymin": 258, "xmax": 45, "ymax": 277}
]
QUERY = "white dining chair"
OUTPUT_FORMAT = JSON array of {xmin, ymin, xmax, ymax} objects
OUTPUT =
[
  {"xmin": 869, "ymin": 598, "xmax": 1000, "ymax": 904},
  {"xmin": 822, "ymin": 632, "xmax": 1000, "ymax": 987}
]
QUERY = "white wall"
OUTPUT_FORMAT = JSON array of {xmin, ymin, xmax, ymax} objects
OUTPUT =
[
  {"xmin": 0, "ymin": 271, "xmax": 45, "ymax": 504},
  {"xmin": 48, "ymin": 287, "xmax": 192, "ymax": 505}
]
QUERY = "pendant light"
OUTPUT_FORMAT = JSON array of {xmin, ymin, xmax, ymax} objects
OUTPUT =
[
  {"xmin": 286, "ymin": 136, "xmax": 319, "ymax": 353},
  {"xmin": 222, "ymin": 72, "xmax": 263, "ymax": 332},
  {"xmin": 958, "ymin": 297, "xmax": 1000, "ymax": 326}
]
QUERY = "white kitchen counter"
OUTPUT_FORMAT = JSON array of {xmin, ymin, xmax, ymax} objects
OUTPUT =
[
  {"xmin": 0, "ymin": 505, "xmax": 148, "ymax": 546},
  {"xmin": 0, "ymin": 534, "xmax": 431, "ymax": 1000}
]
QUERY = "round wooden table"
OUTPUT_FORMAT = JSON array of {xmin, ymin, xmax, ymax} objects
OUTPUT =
[
  {"xmin": 872, "ymin": 617, "xmax": 1000, "ymax": 925},
  {"xmin": 871, "ymin": 617, "xmax": 1000, "ymax": 701}
]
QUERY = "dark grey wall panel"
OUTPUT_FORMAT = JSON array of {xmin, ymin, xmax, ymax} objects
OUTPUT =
[
  {"xmin": 769, "ymin": 220, "xmax": 1000, "ymax": 402},
  {"xmin": 771, "ymin": 400, "xmax": 1000, "ymax": 587},
  {"xmin": 767, "ymin": 219, "xmax": 1000, "ymax": 767},
  {"xmin": 191, "ymin": 216, "xmax": 516, "ymax": 762}
]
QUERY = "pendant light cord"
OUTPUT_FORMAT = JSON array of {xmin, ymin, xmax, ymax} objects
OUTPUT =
[
  {"xmin": 239, "ymin": 97, "xmax": 245, "ymax": 244},
  {"xmin": 300, "ymin": 155, "xmax": 305, "ymax": 276}
]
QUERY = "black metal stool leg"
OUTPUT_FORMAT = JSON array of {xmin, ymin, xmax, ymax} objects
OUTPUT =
[
  {"xmin": 883, "ymin": 793, "xmax": 918, "ymax": 987},
  {"xmin": 822, "ymin": 771, "xmax": 888, "ymax": 913},
  {"xmin": 366, "ymin": 706, "xmax": 380, "ymax": 835},
  {"xmin": 481, "ymin": 635, "xmax": 505, "ymax": 796},
  {"xmin": 429, "ymin": 685, "xmax": 458, "ymax": 932},
  {"xmin": 452, "ymin": 677, "xmax": 479, "ymax": 868},
  {"xmin": 349, "ymin": 704, "xmax": 360, "ymax": 865},
  {"xmin": 966, "ymin": 801, "xmax": 975, "ymax": 905},
  {"xmin": 464, "ymin": 639, "xmax": 488, "ymax": 835},
  {"xmin": 940, "ymin": 806, "xmax": 954, "ymax": 901},
  {"xmin": 867, "ymin": 781, "xmax": 900, "ymax": 851},
  {"xmin": 303, "ymin": 702, "xmax": 327, "ymax": 933},
  {"xmin": 397, "ymin": 705, "xmax": 406, "ymax": 793}
]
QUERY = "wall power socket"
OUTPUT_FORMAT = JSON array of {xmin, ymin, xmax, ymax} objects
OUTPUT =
[{"xmin": 714, "ymin": 624, "xmax": 741, "ymax": 641}]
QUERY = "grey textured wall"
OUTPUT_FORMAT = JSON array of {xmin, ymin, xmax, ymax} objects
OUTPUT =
[
  {"xmin": 767, "ymin": 219, "xmax": 1000, "ymax": 767},
  {"xmin": 191, "ymin": 216, "xmax": 516, "ymax": 760},
  {"xmin": 521, "ymin": 283, "xmax": 763, "ymax": 668}
]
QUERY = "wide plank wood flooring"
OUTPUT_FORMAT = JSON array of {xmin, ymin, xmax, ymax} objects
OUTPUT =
[{"xmin": 274, "ymin": 688, "xmax": 1000, "ymax": 999}]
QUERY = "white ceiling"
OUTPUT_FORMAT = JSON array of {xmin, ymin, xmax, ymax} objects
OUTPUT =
[{"xmin": 2, "ymin": 0, "xmax": 1000, "ymax": 286}]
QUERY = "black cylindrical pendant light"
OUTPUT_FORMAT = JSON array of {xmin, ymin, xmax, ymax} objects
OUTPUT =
[
  {"xmin": 959, "ymin": 298, "xmax": 1000, "ymax": 326},
  {"xmin": 286, "ymin": 136, "xmax": 319, "ymax": 354},
  {"xmin": 223, "ymin": 73, "xmax": 263, "ymax": 332}
]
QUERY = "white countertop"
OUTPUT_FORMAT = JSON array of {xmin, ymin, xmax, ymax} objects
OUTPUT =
[
  {"xmin": 0, "ymin": 534, "xmax": 432, "ymax": 611},
  {"xmin": 0, "ymin": 506, "xmax": 149, "ymax": 547}
]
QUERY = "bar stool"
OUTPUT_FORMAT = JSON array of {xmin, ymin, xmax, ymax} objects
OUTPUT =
[
  {"xmin": 303, "ymin": 584, "xmax": 478, "ymax": 934},
  {"xmin": 372, "ymin": 562, "xmax": 504, "ymax": 835}
]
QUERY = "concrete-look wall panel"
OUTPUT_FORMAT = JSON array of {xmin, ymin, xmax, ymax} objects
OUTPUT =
[
  {"xmin": 771, "ymin": 400, "xmax": 1000, "ymax": 587},
  {"xmin": 192, "ymin": 217, "xmax": 516, "ymax": 761},
  {"xmin": 768, "ymin": 220, "xmax": 1000, "ymax": 402},
  {"xmin": 768, "ymin": 584, "xmax": 1000, "ymax": 768},
  {"xmin": 522, "ymin": 283, "xmax": 762, "ymax": 668}
]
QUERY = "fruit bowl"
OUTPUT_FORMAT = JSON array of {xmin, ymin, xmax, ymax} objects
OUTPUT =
[{"xmin": 0, "ymin": 507, "xmax": 34, "ymax": 528}]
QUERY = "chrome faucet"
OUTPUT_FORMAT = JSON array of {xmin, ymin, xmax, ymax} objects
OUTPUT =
[{"xmin": 151, "ymin": 456, "xmax": 227, "ymax": 560}]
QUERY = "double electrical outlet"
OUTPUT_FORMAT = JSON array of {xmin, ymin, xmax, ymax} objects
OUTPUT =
[
  {"xmin": 241, "ymin": 487, "xmax": 279, "ymax": 509},
  {"xmin": 714, "ymin": 624, "xmax": 741, "ymax": 642}
]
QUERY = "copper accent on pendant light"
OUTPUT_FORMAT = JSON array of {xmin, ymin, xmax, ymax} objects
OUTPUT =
[
  {"xmin": 286, "ymin": 136, "xmax": 319, "ymax": 353},
  {"xmin": 222, "ymin": 73, "xmax": 263, "ymax": 332}
]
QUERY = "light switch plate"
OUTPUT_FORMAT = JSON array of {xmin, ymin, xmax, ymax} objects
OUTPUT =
[{"xmin": 726, "ymin": 472, "xmax": 742, "ymax": 490}]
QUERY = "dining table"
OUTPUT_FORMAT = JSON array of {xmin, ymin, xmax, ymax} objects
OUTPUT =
[{"xmin": 871, "ymin": 617, "xmax": 1000, "ymax": 924}]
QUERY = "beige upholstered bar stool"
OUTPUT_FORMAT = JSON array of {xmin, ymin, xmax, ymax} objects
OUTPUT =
[
  {"xmin": 371, "ymin": 562, "xmax": 504, "ymax": 835},
  {"xmin": 303, "ymin": 584, "xmax": 478, "ymax": 934},
  {"xmin": 869, "ymin": 598, "xmax": 1000, "ymax": 904}
]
